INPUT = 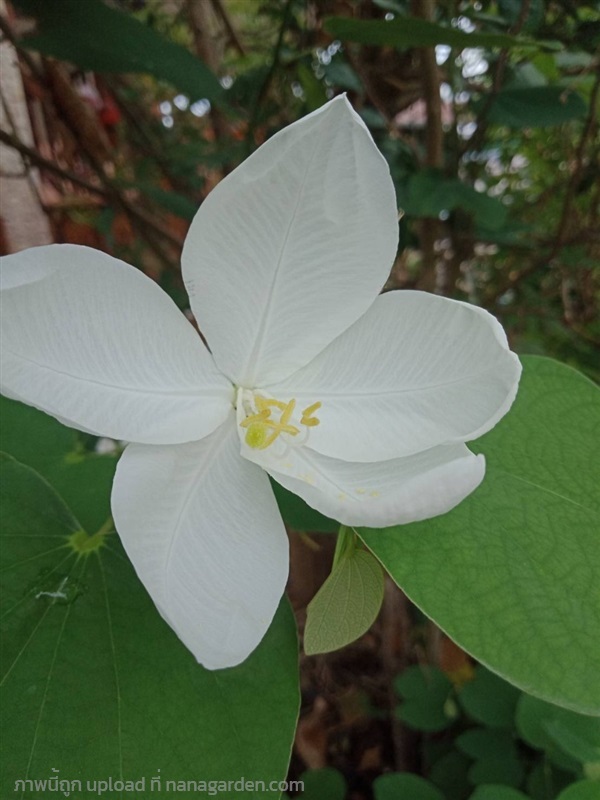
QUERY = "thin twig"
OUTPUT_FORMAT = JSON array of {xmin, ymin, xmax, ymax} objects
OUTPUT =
[
  {"xmin": 0, "ymin": 128, "xmax": 105, "ymax": 195},
  {"xmin": 209, "ymin": 0, "xmax": 246, "ymax": 56},
  {"xmin": 485, "ymin": 75, "xmax": 600, "ymax": 304},
  {"xmin": 469, "ymin": 0, "xmax": 532, "ymax": 155},
  {"xmin": 245, "ymin": 0, "xmax": 294, "ymax": 154}
]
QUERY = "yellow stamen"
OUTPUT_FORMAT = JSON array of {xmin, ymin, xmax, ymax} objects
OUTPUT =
[
  {"xmin": 240, "ymin": 409, "xmax": 270, "ymax": 428},
  {"xmin": 302, "ymin": 401, "xmax": 322, "ymax": 418},
  {"xmin": 241, "ymin": 394, "xmax": 322, "ymax": 450},
  {"xmin": 301, "ymin": 400, "xmax": 322, "ymax": 426}
]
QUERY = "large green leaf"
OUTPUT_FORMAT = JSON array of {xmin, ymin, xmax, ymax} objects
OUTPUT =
[
  {"xmin": 0, "ymin": 395, "xmax": 116, "ymax": 532},
  {"xmin": 0, "ymin": 455, "xmax": 299, "ymax": 799},
  {"xmin": 14, "ymin": 0, "xmax": 224, "ymax": 105},
  {"xmin": 325, "ymin": 16, "xmax": 538, "ymax": 49},
  {"xmin": 0, "ymin": 395, "xmax": 75, "ymax": 476},
  {"xmin": 362, "ymin": 356, "xmax": 600, "ymax": 714},
  {"xmin": 477, "ymin": 87, "xmax": 587, "ymax": 127}
]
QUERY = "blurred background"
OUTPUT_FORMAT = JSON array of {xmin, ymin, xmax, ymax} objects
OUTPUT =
[{"xmin": 0, "ymin": 1, "xmax": 598, "ymax": 797}]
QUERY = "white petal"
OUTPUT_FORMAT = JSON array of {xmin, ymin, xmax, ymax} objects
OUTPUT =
[
  {"xmin": 244, "ymin": 436, "xmax": 485, "ymax": 527},
  {"xmin": 182, "ymin": 95, "xmax": 398, "ymax": 387},
  {"xmin": 265, "ymin": 291, "xmax": 522, "ymax": 462},
  {"xmin": 0, "ymin": 245, "xmax": 232, "ymax": 444},
  {"xmin": 111, "ymin": 415, "xmax": 289, "ymax": 670}
]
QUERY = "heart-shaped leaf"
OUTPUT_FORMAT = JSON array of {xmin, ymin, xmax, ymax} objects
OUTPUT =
[
  {"xmin": 1, "ymin": 455, "xmax": 299, "ymax": 799},
  {"xmin": 362, "ymin": 356, "xmax": 600, "ymax": 714}
]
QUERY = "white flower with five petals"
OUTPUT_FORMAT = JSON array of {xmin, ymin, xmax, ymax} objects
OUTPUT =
[{"xmin": 0, "ymin": 97, "xmax": 521, "ymax": 669}]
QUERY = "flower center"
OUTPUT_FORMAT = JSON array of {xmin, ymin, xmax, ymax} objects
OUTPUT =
[{"xmin": 239, "ymin": 393, "xmax": 321, "ymax": 451}]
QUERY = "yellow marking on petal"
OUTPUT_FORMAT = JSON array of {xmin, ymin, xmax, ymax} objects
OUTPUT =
[
  {"xmin": 355, "ymin": 488, "xmax": 366, "ymax": 495},
  {"xmin": 369, "ymin": 490, "xmax": 380, "ymax": 498}
]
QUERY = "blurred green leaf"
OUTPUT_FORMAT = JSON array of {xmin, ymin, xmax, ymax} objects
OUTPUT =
[
  {"xmin": 374, "ymin": 772, "xmax": 445, "ymax": 800},
  {"xmin": 557, "ymin": 781, "xmax": 600, "ymax": 800},
  {"xmin": 516, "ymin": 694, "xmax": 600, "ymax": 770},
  {"xmin": 325, "ymin": 16, "xmax": 540, "ymax": 49},
  {"xmin": 429, "ymin": 750, "xmax": 472, "ymax": 799},
  {"xmin": 296, "ymin": 63, "xmax": 328, "ymax": 112},
  {"xmin": 498, "ymin": 0, "xmax": 545, "ymax": 32},
  {"xmin": 477, "ymin": 87, "xmax": 587, "ymax": 127},
  {"xmin": 468, "ymin": 755, "xmax": 524, "ymax": 789},
  {"xmin": 14, "ymin": 0, "xmax": 225, "ymax": 105},
  {"xmin": 362, "ymin": 357, "xmax": 600, "ymax": 715},
  {"xmin": 397, "ymin": 171, "xmax": 508, "ymax": 229},
  {"xmin": 304, "ymin": 546, "xmax": 384, "ymax": 655},
  {"xmin": 0, "ymin": 455, "xmax": 299, "ymax": 799},
  {"xmin": 270, "ymin": 478, "xmax": 338, "ymax": 533},
  {"xmin": 322, "ymin": 59, "xmax": 363, "ymax": 93},
  {"xmin": 298, "ymin": 768, "xmax": 346, "ymax": 800},
  {"xmin": 458, "ymin": 668, "xmax": 521, "ymax": 729},
  {"xmin": 469, "ymin": 787, "xmax": 530, "ymax": 800},
  {"xmin": 395, "ymin": 666, "xmax": 457, "ymax": 732},
  {"xmin": 457, "ymin": 728, "xmax": 518, "ymax": 760}
]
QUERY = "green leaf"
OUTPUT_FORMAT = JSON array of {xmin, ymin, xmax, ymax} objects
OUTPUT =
[
  {"xmin": 468, "ymin": 756, "xmax": 524, "ymax": 789},
  {"xmin": 270, "ymin": 479, "xmax": 338, "ymax": 533},
  {"xmin": 304, "ymin": 546, "xmax": 384, "ymax": 655},
  {"xmin": 0, "ymin": 395, "xmax": 75, "ymax": 475},
  {"xmin": 469, "ymin": 787, "xmax": 530, "ymax": 800},
  {"xmin": 374, "ymin": 772, "xmax": 445, "ymax": 800},
  {"xmin": 458, "ymin": 726, "xmax": 524, "ymax": 788},
  {"xmin": 362, "ymin": 356, "xmax": 600, "ymax": 714},
  {"xmin": 429, "ymin": 751, "xmax": 472, "ymax": 799},
  {"xmin": 457, "ymin": 728, "xmax": 518, "ymax": 760},
  {"xmin": 556, "ymin": 782, "xmax": 600, "ymax": 800},
  {"xmin": 477, "ymin": 87, "xmax": 588, "ymax": 127},
  {"xmin": 397, "ymin": 171, "xmax": 508, "ymax": 229},
  {"xmin": 322, "ymin": 59, "xmax": 363, "ymax": 93},
  {"xmin": 46, "ymin": 456, "xmax": 117, "ymax": 535},
  {"xmin": 516, "ymin": 694, "xmax": 600, "ymax": 771},
  {"xmin": 1, "ymin": 455, "xmax": 299, "ymax": 798},
  {"xmin": 298, "ymin": 768, "xmax": 346, "ymax": 800},
  {"xmin": 296, "ymin": 63, "xmax": 328, "ymax": 112},
  {"xmin": 324, "ymin": 16, "xmax": 536, "ymax": 49},
  {"xmin": 14, "ymin": 0, "xmax": 224, "ymax": 105},
  {"xmin": 458, "ymin": 667, "xmax": 521, "ymax": 729},
  {"xmin": 0, "ymin": 395, "xmax": 117, "ymax": 533},
  {"xmin": 395, "ymin": 665, "xmax": 457, "ymax": 732}
]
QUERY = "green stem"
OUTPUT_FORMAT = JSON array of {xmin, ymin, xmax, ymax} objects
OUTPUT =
[
  {"xmin": 95, "ymin": 515, "xmax": 115, "ymax": 537},
  {"xmin": 332, "ymin": 525, "xmax": 357, "ymax": 570}
]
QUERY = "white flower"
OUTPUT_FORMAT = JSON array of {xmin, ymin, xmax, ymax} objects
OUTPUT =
[{"xmin": 0, "ymin": 97, "xmax": 521, "ymax": 669}]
